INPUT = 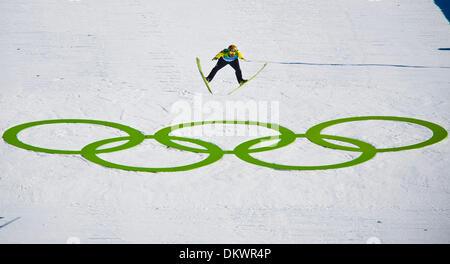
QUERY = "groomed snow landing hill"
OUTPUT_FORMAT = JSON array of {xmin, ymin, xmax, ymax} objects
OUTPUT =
[{"xmin": 0, "ymin": 0, "xmax": 449, "ymax": 243}]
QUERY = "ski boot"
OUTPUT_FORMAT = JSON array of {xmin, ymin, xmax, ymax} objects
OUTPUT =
[{"xmin": 239, "ymin": 79, "xmax": 248, "ymax": 85}]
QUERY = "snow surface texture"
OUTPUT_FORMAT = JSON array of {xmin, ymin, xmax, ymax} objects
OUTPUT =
[{"xmin": 1, "ymin": 0, "xmax": 449, "ymax": 243}]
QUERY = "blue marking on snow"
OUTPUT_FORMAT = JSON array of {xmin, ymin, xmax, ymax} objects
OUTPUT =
[
  {"xmin": 435, "ymin": 0, "xmax": 450, "ymax": 23},
  {"xmin": 0, "ymin": 217, "xmax": 21, "ymax": 230},
  {"xmin": 250, "ymin": 61, "xmax": 450, "ymax": 69}
]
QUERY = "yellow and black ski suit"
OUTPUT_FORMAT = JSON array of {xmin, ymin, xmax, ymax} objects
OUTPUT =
[{"xmin": 206, "ymin": 49, "xmax": 247, "ymax": 84}]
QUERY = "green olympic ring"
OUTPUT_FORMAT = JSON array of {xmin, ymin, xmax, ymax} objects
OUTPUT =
[
  {"xmin": 2, "ymin": 119, "xmax": 145, "ymax": 154},
  {"xmin": 305, "ymin": 116, "xmax": 448, "ymax": 152},
  {"xmin": 80, "ymin": 135, "xmax": 223, "ymax": 172},
  {"xmin": 2, "ymin": 116, "xmax": 447, "ymax": 172},
  {"xmin": 153, "ymin": 120, "xmax": 296, "ymax": 154},
  {"xmin": 233, "ymin": 134, "xmax": 377, "ymax": 170}
]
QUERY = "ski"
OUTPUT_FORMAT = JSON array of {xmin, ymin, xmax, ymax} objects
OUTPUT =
[
  {"xmin": 228, "ymin": 62, "xmax": 268, "ymax": 95},
  {"xmin": 196, "ymin": 57, "xmax": 213, "ymax": 94}
]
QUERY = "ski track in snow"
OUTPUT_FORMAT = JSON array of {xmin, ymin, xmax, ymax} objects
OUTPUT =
[{"xmin": 0, "ymin": 0, "xmax": 449, "ymax": 243}]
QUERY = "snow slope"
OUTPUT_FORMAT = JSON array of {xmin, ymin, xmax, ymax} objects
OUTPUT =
[{"xmin": 0, "ymin": 0, "xmax": 449, "ymax": 243}]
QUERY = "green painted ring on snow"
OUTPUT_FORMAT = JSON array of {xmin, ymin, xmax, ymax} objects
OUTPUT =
[
  {"xmin": 80, "ymin": 135, "xmax": 224, "ymax": 172},
  {"xmin": 305, "ymin": 116, "xmax": 448, "ymax": 152},
  {"xmin": 2, "ymin": 116, "xmax": 447, "ymax": 172},
  {"xmin": 2, "ymin": 119, "xmax": 145, "ymax": 154},
  {"xmin": 153, "ymin": 120, "xmax": 297, "ymax": 154},
  {"xmin": 233, "ymin": 134, "xmax": 377, "ymax": 170}
]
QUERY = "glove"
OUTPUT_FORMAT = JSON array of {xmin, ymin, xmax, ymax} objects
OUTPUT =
[{"xmin": 212, "ymin": 57, "xmax": 218, "ymax": 61}]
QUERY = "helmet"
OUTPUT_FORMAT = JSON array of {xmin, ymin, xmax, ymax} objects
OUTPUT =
[{"xmin": 228, "ymin": 44, "xmax": 238, "ymax": 51}]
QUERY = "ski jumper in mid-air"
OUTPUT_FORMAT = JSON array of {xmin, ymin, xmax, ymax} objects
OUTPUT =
[{"xmin": 206, "ymin": 44, "xmax": 248, "ymax": 84}]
